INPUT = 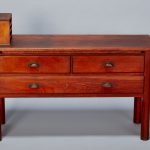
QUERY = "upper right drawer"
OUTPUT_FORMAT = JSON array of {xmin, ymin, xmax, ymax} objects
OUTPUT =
[{"xmin": 73, "ymin": 55, "xmax": 144, "ymax": 73}]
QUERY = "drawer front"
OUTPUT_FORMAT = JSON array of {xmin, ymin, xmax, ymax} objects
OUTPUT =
[
  {"xmin": 0, "ymin": 75, "xmax": 143, "ymax": 94},
  {"xmin": 0, "ymin": 56, "xmax": 70, "ymax": 73},
  {"xmin": 73, "ymin": 55, "xmax": 144, "ymax": 73}
]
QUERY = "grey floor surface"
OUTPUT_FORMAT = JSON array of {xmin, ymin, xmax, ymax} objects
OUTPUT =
[{"xmin": 0, "ymin": 98, "xmax": 150, "ymax": 150}]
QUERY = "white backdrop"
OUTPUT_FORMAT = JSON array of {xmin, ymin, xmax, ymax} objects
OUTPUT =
[
  {"xmin": 0, "ymin": 0, "xmax": 150, "ymax": 150},
  {"xmin": 1, "ymin": 0, "xmax": 150, "ymax": 34}
]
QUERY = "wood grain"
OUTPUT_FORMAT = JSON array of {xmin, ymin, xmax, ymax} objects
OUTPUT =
[{"xmin": 0, "ymin": 35, "xmax": 150, "ymax": 54}]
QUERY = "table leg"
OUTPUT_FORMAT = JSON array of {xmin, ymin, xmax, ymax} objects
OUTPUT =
[
  {"xmin": 141, "ymin": 52, "xmax": 150, "ymax": 140},
  {"xmin": 0, "ymin": 98, "xmax": 5, "ymax": 124},
  {"xmin": 133, "ymin": 97, "xmax": 141, "ymax": 124},
  {"xmin": 141, "ymin": 97, "xmax": 150, "ymax": 140},
  {"xmin": 0, "ymin": 124, "xmax": 1, "ymax": 141}
]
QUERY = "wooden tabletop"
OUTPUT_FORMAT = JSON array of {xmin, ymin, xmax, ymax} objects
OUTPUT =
[
  {"xmin": 0, "ymin": 13, "xmax": 12, "ymax": 21},
  {"xmin": 1, "ymin": 35, "xmax": 150, "ymax": 54}
]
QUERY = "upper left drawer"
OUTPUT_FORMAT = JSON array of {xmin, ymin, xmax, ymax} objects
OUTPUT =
[{"xmin": 0, "ymin": 56, "xmax": 70, "ymax": 73}]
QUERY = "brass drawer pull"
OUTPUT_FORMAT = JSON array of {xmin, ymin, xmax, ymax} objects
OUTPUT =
[
  {"xmin": 104, "ymin": 62, "xmax": 114, "ymax": 67},
  {"xmin": 102, "ymin": 82, "xmax": 113, "ymax": 88},
  {"xmin": 28, "ymin": 83, "xmax": 40, "ymax": 89},
  {"xmin": 28, "ymin": 62, "xmax": 40, "ymax": 68}
]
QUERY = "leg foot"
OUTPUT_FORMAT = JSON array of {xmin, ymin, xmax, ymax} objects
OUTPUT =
[
  {"xmin": 0, "ymin": 124, "xmax": 1, "ymax": 141},
  {"xmin": 141, "ymin": 99, "xmax": 149, "ymax": 141},
  {"xmin": 133, "ymin": 97, "xmax": 141, "ymax": 124}
]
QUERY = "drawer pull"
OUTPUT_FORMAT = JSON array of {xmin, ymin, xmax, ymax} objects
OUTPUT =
[
  {"xmin": 28, "ymin": 83, "xmax": 40, "ymax": 89},
  {"xmin": 102, "ymin": 82, "xmax": 113, "ymax": 88},
  {"xmin": 28, "ymin": 62, "xmax": 40, "ymax": 68},
  {"xmin": 104, "ymin": 62, "xmax": 114, "ymax": 68}
]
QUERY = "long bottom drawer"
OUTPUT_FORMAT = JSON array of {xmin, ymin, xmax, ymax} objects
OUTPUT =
[{"xmin": 0, "ymin": 75, "xmax": 143, "ymax": 94}]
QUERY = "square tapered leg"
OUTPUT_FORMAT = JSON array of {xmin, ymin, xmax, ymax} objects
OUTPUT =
[
  {"xmin": 0, "ymin": 98, "xmax": 5, "ymax": 124},
  {"xmin": 134, "ymin": 97, "xmax": 142, "ymax": 124},
  {"xmin": 0, "ymin": 124, "xmax": 1, "ymax": 141},
  {"xmin": 141, "ymin": 52, "xmax": 150, "ymax": 140}
]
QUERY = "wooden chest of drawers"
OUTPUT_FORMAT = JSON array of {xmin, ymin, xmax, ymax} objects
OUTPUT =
[{"xmin": 0, "ymin": 34, "xmax": 150, "ymax": 141}]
